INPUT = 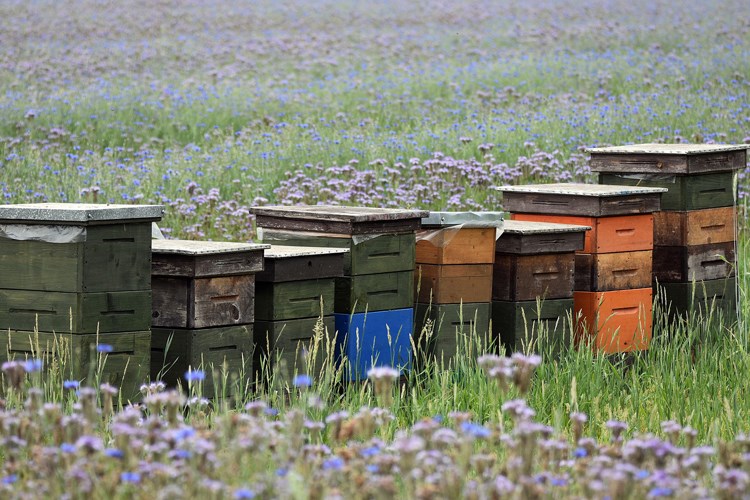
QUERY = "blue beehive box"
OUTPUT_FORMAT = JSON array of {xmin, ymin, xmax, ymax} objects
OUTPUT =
[{"xmin": 334, "ymin": 308, "xmax": 413, "ymax": 381}]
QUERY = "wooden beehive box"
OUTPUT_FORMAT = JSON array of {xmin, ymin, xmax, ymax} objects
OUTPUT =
[
  {"xmin": 151, "ymin": 240, "xmax": 269, "ymax": 329},
  {"xmin": 416, "ymin": 211, "xmax": 502, "ymax": 265},
  {"xmin": 653, "ymin": 207, "xmax": 736, "ymax": 246},
  {"xmin": 497, "ymin": 183, "xmax": 666, "ymax": 217},
  {"xmin": 587, "ymin": 143, "xmax": 748, "ymax": 174},
  {"xmin": 656, "ymin": 276, "xmax": 737, "ymax": 319},
  {"xmin": 0, "ymin": 203, "xmax": 163, "ymax": 293},
  {"xmin": 653, "ymin": 242, "xmax": 736, "ymax": 283},
  {"xmin": 251, "ymin": 205, "xmax": 429, "ymax": 235},
  {"xmin": 574, "ymin": 288, "xmax": 652, "ymax": 354},
  {"xmin": 599, "ymin": 171, "xmax": 736, "ymax": 211},
  {"xmin": 335, "ymin": 271, "xmax": 414, "ymax": 313},
  {"xmin": 256, "ymin": 245, "xmax": 347, "ymax": 283},
  {"xmin": 254, "ymin": 316, "xmax": 336, "ymax": 380},
  {"xmin": 414, "ymin": 302, "xmax": 490, "ymax": 364},
  {"xmin": 416, "ymin": 264, "xmax": 493, "ymax": 304},
  {"xmin": 493, "ymin": 220, "xmax": 588, "ymax": 301},
  {"xmin": 1, "ymin": 330, "xmax": 150, "ymax": 400},
  {"xmin": 574, "ymin": 251, "xmax": 652, "ymax": 292},
  {"xmin": 151, "ymin": 324, "xmax": 254, "ymax": 397},
  {"xmin": 492, "ymin": 299, "xmax": 573, "ymax": 355}
]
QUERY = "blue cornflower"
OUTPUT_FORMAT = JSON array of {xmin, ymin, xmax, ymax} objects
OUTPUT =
[
  {"xmin": 323, "ymin": 457, "xmax": 345, "ymax": 470},
  {"xmin": 23, "ymin": 359, "xmax": 43, "ymax": 372},
  {"xmin": 174, "ymin": 427, "xmax": 196, "ymax": 441},
  {"xmin": 63, "ymin": 380, "xmax": 79, "ymax": 390},
  {"xmin": 648, "ymin": 487, "xmax": 674, "ymax": 497},
  {"xmin": 105, "ymin": 448, "xmax": 124, "ymax": 459},
  {"xmin": 276, "ymin": 468, "xmax": 288, "ymax": 477},
  {"xmin": 184, "ymin": 369, "xmax": 205, "ymax": 382},
  {"xmin": 234, "ymin": 488, "xmax": 255, "ymax": 499},
  {"xmin": 97, "ymin": 344, "xmax": 113, "ymax": 353},
  {"xmin": 60, "ymin": 443, "xmax": 76, "ymax": 454},
  {"xmin": 2, "ymin": 474, "xmax": 17, "ymax": 484},
  {"xmin": 460, "ymin": 421, "xmax": 491, "ymax": 439},
  {"xmin": 293, "ymin": 374, "xmax": 312, "ymax": 388},
  {"xmin": 574, "ymin": 447, "xmax": 588, "ymax": 458},
  {"xmin": 120, "ymin": 472, "xmax": 141, "ymax": 483}
]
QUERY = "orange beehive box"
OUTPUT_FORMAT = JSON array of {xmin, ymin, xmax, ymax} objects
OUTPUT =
[
  {"xmin": 415, "ymin": 263, "xmax": 493, "ymax": 304},
  {"xmin": 511, "ymin": 213, "xmax": 653, "ymax": 254},
  {"xmin": 416, "ymin": 227, "xmax": 496, "ymax": 265},
  {"xmin": 653, "ymin": 206, "xmax": 737, "ymax": 246},
  {"xmin": 574, "ymin": 288, "xmax": 652, "ymax": 354}
]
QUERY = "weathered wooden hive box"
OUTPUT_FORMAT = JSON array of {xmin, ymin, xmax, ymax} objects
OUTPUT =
[
  {"xmin": 589, "ymin": 143, "xmax": 747, "ymax": 323},
  {"xmin": 251, "ymin": 205, "xmax": 427, "ymax": 380},
  {"xmin": 498, "ymin": 184, "xmax": 665, "ymax": 354},
  {"xmin": 150, "ymin": 239, "xmax": 268, "ymax": 396},
  {"xmin": 413, "ymin": 212, "xmax": 502, "ymax": 365},
  {"xmin": 254, "ymin": 245, "xmax": 347, "ymax": 379},
  {"xmin": 492, "ymin": 220, "xmax": 588, "ymax": 355},
  {"xmin": 0, "ymin": 203, "xmax": 163, "ymax": 399}
]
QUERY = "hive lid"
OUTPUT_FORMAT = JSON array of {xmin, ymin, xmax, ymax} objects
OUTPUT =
[
  {"xmin": 0, "ymin": 203, "xmax": 165, "ymax": 224},
  {"xmin": 264, "ymin": 245, "xmax": 349, "ymax": 259},
  {"xmin": 586, "ymin": 143, "xmax": 749, "ymax": 155},
  {"xmin": 496, "ymin": 183, "xmax": 667, "ymax": 197},
  {"xmin": 421, "ymin": 211, "xmax": 504, "ymax": 227},
  {"xmin": 501, "ymin": 220, "xmax": 590, "ymax": 234},
  {"xmin": 152, "ymin": 239, "xmax": 270, "ymax": 255}
]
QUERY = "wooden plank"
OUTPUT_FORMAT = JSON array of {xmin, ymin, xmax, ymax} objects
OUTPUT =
[
  {"xmin": 335, "ymin": 271, "xmax": 414, "ymax": 313},
  {"xmin": 0, "ymin": 330, "xmax": 151, "ymax": 401},
  {"xmin": 493, "ymin": 253, "xmax": 575, "ymax": 301},
  {"xmin": 414, "ymin": 302, "xmax": 490, "ymax": 365},
  {"xmin": 511, "ymin": 213, "xmax": 653, "ymax": 253},
  {"xmin": 259, "ymin": 230, "xmax": 415, "ymax": 275},
  {"xmin": 599, "ymin": 172, "xmax": 736, "ymax": 211},
  {"xmin": 0, "ymin": 203, "xmax": 164, "ymax": 224},
  {"xmin": 498, "ymin": 183, "xmax": 665, "ymax": 216},
  {"xmin": 653, "ymin": 243, "xmax": 736, "ymax": 283},
  {"xmin": 254, "ymin": 316, "xmax": 336, "ymax": 380},
  {"xmin": 0, "ymin": 223, "xmax": 152, "ymax": 292},
  {"xmin": 653, "ymin": 207, "xmax": 736, "ymax": 246},
  {"xmin": 416, "ymin": 264, "xmax": 493, "ymax": 304},
  {"xmin": 252, "ymin": 206, "xmax": 427, "ymax": 235},
  {"xmin": 574, "ymin": 288, "xmax": 652, "ymax": 354},
  {"xmin": 491, "ymin": 299, "xmax": 572, "ymax": 355},
  {"xmin": 656, "ymin": 277, "xmax": 738, "ymax": 320},
  {"xmin": 255, "ymin": 279, "xmax": 335, "ymax": 321},
  {"xmin": 0, "ymin": 290, "xmax": 151, "ymax": 333},
  {"xmin": 496, "ymin": 220, "xmax": 587, "ymax": 254},
  {"xmin": 334, "ymin": 308, "xmax": 413, "ymax": 381},
  {"xmin": 152, "ymin": 275, "xmax": 255, "ymax": 328},
  {"xmin": 256, "ymin": 246, "xmax": 346, "ymax": 282},
  {"xmin": 151, "ymin": 240, "xmax": 267, "ymax": 278},
  {"xmin": 587, "ymin": 144, "xmax": 747, "ymax": 174},
  {"xmin": 574, "ymin": 251, "xmax": 652, "ymax": 292},
  {"xmin": 416, "ymin": 227, "xmax": 496, "ymax": 264},
  {"xmin": 151, "ymin": 324, "xmax": 253, "ymax": 398}
]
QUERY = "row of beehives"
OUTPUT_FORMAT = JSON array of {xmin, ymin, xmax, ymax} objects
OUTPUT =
[{"xmin": 0, "ymin": 143, "xmax": 745, "ymax": 399}]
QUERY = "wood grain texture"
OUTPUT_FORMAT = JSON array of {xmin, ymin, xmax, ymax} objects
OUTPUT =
[
  {"xmin": 254, "ymin": 279, "xmax": 335, "ymax": 321},
  {"xmin": 151, "ymin": 324, "xmax": 253, "ymax": 398},
  {"xmin": 589, "ymin": 150, "xmax": 746, "ymax": 174},
  {"xmin": 0, "ymin": 290, "xmax": 151, "ymax": 333},
  {"xmin": 653, "ymin": 207, "xmax": 737, "ymax": 246},
  {"xmin": 253, "ymin": 316, "xmax": 336, "ymax": 380},
  {"xmin": 151, "ymin": 275, "xmax": 255, "ymax": 328},
  {"xmin": 255, "ymin": 215, "xmax": 422, "ymax": 235},
  {"xmin": 599, "ymin": 172, "xmax": 736, "ymax": 211},
  {"xmin": 416, "ymin": 227, "xmax": 496, "ymax": 264},
  {"xmin": 574, "ymin": 288, "xmax": 652, "ymax": 354},
  {"xmin": 151, "ymin": 250, "xmax": 264, "ymax": 278},
  {"xmin": 656, "ymin": 277, "xmax": 738, "ymax": 320},
  {"xmin": 495, "ymin": 230, "xmax": 586, "ymax": 254},
  {"xmin": 0, "ymin": 330, "xmax": 150, "ymax": 401},
  {"xmin": 653, "ymin": 243, "xmax": 736, "ymax": 283},
  {"xmin": 502, "ymin": 191, "xmax": 662, "ymax": 217},
  {"xmin": 491, "ymin": 299, "xmax": 573, "ymax": 356},
  {"xmin": 335, "ymin": 271, "xmax": 414, "ymax": 313},
  {"xmin": 0, "ymin": 223, "xmax": 152, "ymax": 292},
  {"xmin": 414, "ymin": 302, "xmax": 490, "ymax": 366},
  {"xmin": 511, "ymin": 213, "xmax": 653, "ymax": 253},
  {"xmin": 574, "ymin": 251, "xmax": 652, "ymax": 292},
  {"xmin": 415, "ymin": 264, "xmax": 493, "ymax": 304},
  {"xmin": 257, "ymin": 252, "xmax": 345, "ymax": 282},
  {"xmin": 493, "ymin": 253, "xmax": 575, "ymax": 301}
]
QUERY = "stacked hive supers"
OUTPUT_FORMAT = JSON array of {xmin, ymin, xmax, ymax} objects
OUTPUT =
[
  {"xmin": 498, "ymin": 184, "xmax": 665, "ymax": 353},
  {"xmin": 150, "ymin": 240, "xmax": 269, "ymax": 396},
  {"xmin": 414, "ymin": 212, "xmax": 502, "ymax": 365},
  {"xmin": 0, "ymin": 203, "xmax": 163, "ymax": 399},
  {"xmin": 492, "ymin": 220, "xmax": 588, "ymax": 355},
  {"xmin": 254, "ymin": 245, "xmax": 348, "ymax": 378},
  {"xmin": 589, "ymin": 143, "xmax": 747, "ymax": 322},
  {"xmin": 251, "ymin": 205, "xmax": 428, "ymax": 381}
]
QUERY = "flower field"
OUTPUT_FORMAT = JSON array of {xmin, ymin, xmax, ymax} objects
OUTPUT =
[{"xmin": 1, "ymin": 0, "xmax": 750, "ymax": 497}]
